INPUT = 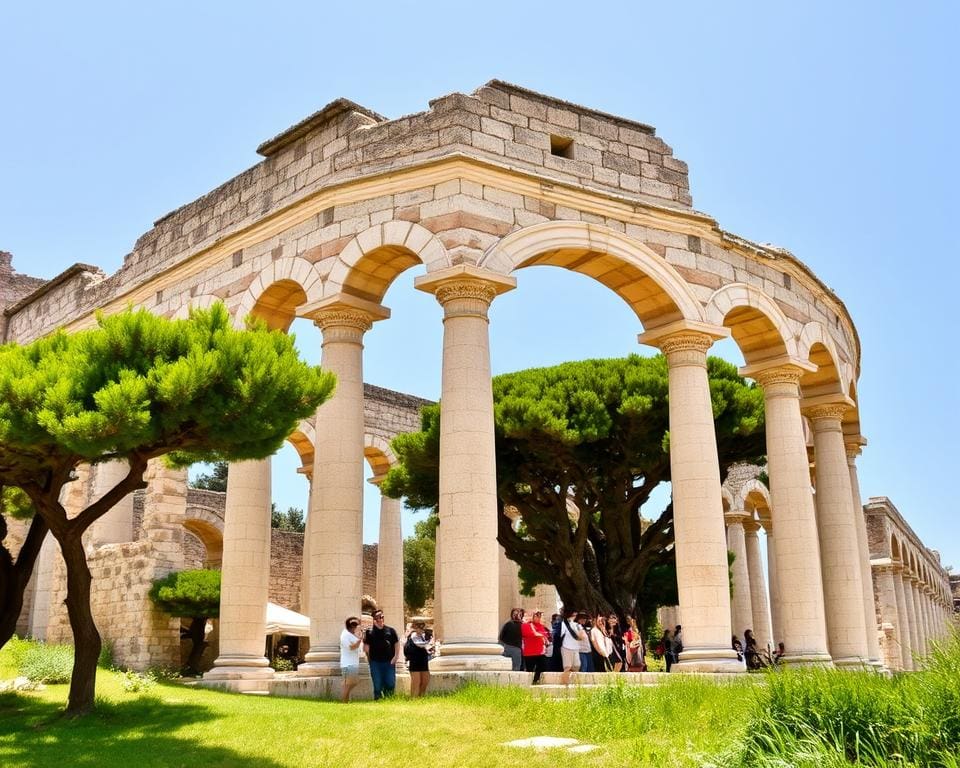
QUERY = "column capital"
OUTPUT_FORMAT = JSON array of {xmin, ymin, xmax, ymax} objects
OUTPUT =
[
  {"xmin": 742, "ymin": 517, "xmax": 763, "ymax": 535},
  {"xmin": 741, "ymin": 357, "xmax": 816, "ymax": 389},
  {"xmin": 415, "ymin": 265, "xmax": 516, "ymax": 307},
  {"xmin": 367, "ymin": 474, "xmax": 387, "ymax": 487},
  {"xmin": 297, "ymin": 293, "xmax": 390, "ymax": 338},
  {"xmin": 638, "ymin": 319, "xmax": 729, "ymax": 352},
  {"xmin": 802, "ymin": 396, "xmax": 855, "ymax": 431},
  {"xmin": 724, "ymin": 509, "xmax": 752, "ymax": 527}
]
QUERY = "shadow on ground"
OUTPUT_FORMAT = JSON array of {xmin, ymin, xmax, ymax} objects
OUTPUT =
[{"xmin": 0, "ymin": 691, "xmax": 285, "ymax": 768}]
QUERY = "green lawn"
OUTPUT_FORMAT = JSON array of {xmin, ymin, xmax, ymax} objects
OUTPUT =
[{"xmin": 0, "ymin": 661, "xmax": 747, "ymax": 767}]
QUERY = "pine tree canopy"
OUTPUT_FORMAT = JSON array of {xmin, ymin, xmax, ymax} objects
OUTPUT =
[{"xmin": 383, "ymin": 354, "xmax": 766, "ymax": 620}]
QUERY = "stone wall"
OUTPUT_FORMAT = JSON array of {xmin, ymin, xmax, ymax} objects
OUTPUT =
[
  {"xmin": 269, "ymin": 529, "xmax": 303, "ymax": 611},
  {"xmin": 0, "ymin": 251, "xmax": 46, "ymax": 340}
]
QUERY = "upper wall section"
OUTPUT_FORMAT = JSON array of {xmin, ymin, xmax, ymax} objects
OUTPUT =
[{"xmin": 3, "ymin": 80, "xmax": 860, "ymax": 393}]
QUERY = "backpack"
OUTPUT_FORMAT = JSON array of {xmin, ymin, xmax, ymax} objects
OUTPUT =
[{"xmin": 403, "ymin": 636, "xmax": 416, "ymax": 660}]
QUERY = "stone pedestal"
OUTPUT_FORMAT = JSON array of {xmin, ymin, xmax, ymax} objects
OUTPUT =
[
  {"xmin": 747, "ymin": 362, "xmax": 831, "ymax": 666},
  {"xmin": 415, "ymin": 265, "xmax": 514, "ymax": 671},
  {"xmin": 640, "ymin": 322, "xmax": 741, "ymax": 672},
  {"xmin": 206, "ymin": 458, "xmax": 274, "ymax": 681},
  {"xmin": 297, "ymin": 294, "xmax": 389, "ymax": 676}
]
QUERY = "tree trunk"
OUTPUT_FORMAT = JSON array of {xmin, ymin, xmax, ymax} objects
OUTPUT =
[
  {"xmin": 59, "ymin": 530, "xmax": 100, "ymax": 717},
  {"xmin": 185, "ymin": 616, "xmax": 208, "ymax": 676},
  {"xmin": 0, "ymin": 515, "xmax": 49, "ymax": 648}
]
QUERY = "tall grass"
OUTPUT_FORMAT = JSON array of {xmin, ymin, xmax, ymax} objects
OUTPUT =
[{"xmin": 723, "ymin": 628, "xmax": 960, "ymax": 767}]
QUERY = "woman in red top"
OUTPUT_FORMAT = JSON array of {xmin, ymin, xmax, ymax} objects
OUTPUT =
[{"xmin": 521, "ymin": 610, "xmax": 551, "ymax": 684}]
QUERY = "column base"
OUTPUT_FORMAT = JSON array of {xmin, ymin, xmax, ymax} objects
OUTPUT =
[
  {"xmin": 673, "ymin": 648, "xmax": 745, "ymax": 673},
  {"xmin": 832, "ymin": 656, "xmax": 871, "ymax": 669},
  {"xmin": 430, "ymin": 641, "xmax": 512, "ymax": 671},
  {"xmin": 204, "ymin": 654, "xmax": 275, "ymax": 681},
  {"xmin": 296, "ymin": 647, "xmax": 369, "ymax": 677},
  {"xmin": 781, "ymin": 652, "xmax": 834, "ymax": 667}
]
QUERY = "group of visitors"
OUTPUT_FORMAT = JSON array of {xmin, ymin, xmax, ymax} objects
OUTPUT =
[
  {"xmin": 655, "ymin": 625, "xmax": 683, "ymax": 671},
  {"xmin": 499, "ymin": 607, "xmax": 651, "ymax": 685},
  {"xmin": 732, "ymin": 630, "xmax": 787, "ymax": 669},
  {"xmin": 339, "ymin": 610, "xmax": 437, "ymax": 702}
]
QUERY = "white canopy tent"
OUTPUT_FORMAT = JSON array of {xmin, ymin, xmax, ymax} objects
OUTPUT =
[{"xmin": 264, "ymin": 602, "xmax": 310, "ymax": 637}]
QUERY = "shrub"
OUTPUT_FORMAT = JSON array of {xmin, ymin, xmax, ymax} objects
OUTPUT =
[
  {"xmin": 120, "ymin": 669, "xmax": 157, "ymax": 693},
  {"xmin": 98, "ymin": 639, "xmax": 115, "ymax": 669},
  {"xmin": 19, "ymin": 642, "xmax": 74, "ymax": 683},
  {"xmin": 271, "ymin": 658, "xmax": 295, "ymax": 672}
]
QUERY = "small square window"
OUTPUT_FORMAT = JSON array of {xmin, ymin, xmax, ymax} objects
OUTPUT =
[{"xmin": 550, "ymin": 135, "xmax": 575, "ymax": 159}]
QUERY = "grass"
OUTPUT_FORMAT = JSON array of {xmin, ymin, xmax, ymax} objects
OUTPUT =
[{"xmin": 2, "ymin": 631, "xmax": 958, "ymax": 767}]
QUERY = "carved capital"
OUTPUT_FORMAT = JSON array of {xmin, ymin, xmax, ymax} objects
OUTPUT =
[
  {"xmin": 657, "ymin": 331, "xmax": 714, "ymax": 358},
  {"xmin": 753, "ymin": 365, "xmax": 804, "ymax": 389},
  {"xmin": 724, "ymin": 509, "xmax": 752, "ymax": 527},
  {"xmin": 435, "ymin": 279, "xmax": 498, "ymax": 307},
  {"xmin": 313, "ymin": 308, "xmax": 375, "ymax": 334}
]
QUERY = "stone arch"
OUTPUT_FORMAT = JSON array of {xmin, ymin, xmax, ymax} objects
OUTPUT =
[
  {"xmin": 287, "ymin": 424, "xmax": 316, "ymax": 472},
  {"xmin": 891, "ymin": 533, "xmax": 901, "ymax": 562},
  {"xmin": 704, "ymin": 283, "xmax": 798, "ymax": 365},
  {"xmin": 742, "ymin": 480, "xmax": 772, "ymax": 530},
  {"xmin": 480, "ymin": 220, "xmax": 703, "ymax": 327},
  {"xmin": 721, "ymin": 486, "xmax": 735, "ymax": 512},
  {"xmin": 172, "ymin": 294, "xmax": 220, "ymax": 320},
  {"xmin": 235, "ymin": 256, "xmax": 324, "ymax": 330},
  {"xmin": 324, "ymin": 222, "xmax": 452, "ymax": 303},
  {"xmin": 364, "ymin": 433, "xmax": 397, "ymax": 480},
  {"xmin": 797, "ymin": 321, "xmax": 846, "ymax": 397},
  {"xmin": 183, "ymin": 504, "xmax": 225, "ymax": 567}
]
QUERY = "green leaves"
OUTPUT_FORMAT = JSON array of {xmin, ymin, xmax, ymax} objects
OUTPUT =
[
  {"xmin": 149, "ymin": 569, "xmax": 221, "ymax": 618},
  {"xmin": 0, "ymin": 302, "xmax": 336, "ymax": 483}
]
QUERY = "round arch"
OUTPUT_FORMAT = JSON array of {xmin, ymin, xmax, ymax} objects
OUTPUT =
[
  {"xmin": 721, "ymin": 486, "xmax": 735, "ymax": 512},
  {"xmin": 704, "ymin": 283, "xmax": 798, "ymax": 365},
  {"xmin": 364, "ymin": 433, "xmax": 397, "ymax": 479},
  {"xmin": 183, "ymin": 505, "xmax": 225, "ymax": 567},
  {"xmin": 797, "ymin": 321, "xmax": 847, "ymax": 397},
  {"xmin": 479, "ymin": 220, "xmax": 703, "ymax": 327},
  {"xmin": 235, "ymin": 257, "xmax": 324, "ymax": 330},
  {"xmin": 324, "ymin": 221, "xmax": 453, "ymax": 303}
]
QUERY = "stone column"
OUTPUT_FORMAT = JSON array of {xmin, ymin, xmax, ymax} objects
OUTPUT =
[
  {"xmin": 90, "ymin": 460, "xmax": 136, "ymax": 547},
  {"xmin": 640, "ymin": 322, "xmax": 741, "ymax": 672},
  {"xmin": 299, "ymin": 470, "xmax": 313, "ymax": 615},
  {"xmin": 922, "ymin": 587, "xmax": 934, "ymax": 650},
  {"xmin": 902, "ymin": 570, "xmax": 919, "ymax": 668},
  {"xmin": 433, "ymin": 520, "xmax": 444, "ymax": 641},
  {"xmin": 805, "ymin": 401, "xmax": 869, "ymax": 666},
  {"xmin": 206, "ymin": 458, "xmax": 273, "ymax": 680},
  {"xmin": 726, "ymin": 511, "xmax": 754, "ymax": 642},
  {"xmin": 498, "ymin": 543, "xmax": 521, "ymax": 622},
  {"xmin": 415, "ymin": 265, "xmax": 515, "ymax": 670},
  {"xmin": 845, "ymin": 444, "xmax": 883, "ymax": 667},
  {"xmin": 744, "ymin": 519, "xmax": 773, "ymax": 650},
  {"xmin": 892, "ymin": 564, "xmax": 912, "ymax": 670},
  {"xmin": 746, "ymin": 363, "xmax": 831, "ymax": 665},
  {"xmin": 766, "ymin": 529, "xmax": 784, "ymax": 647},
  {"xmin": 874, "ymin": 563, "xmax": 902, "ymax": 671},
  {"xmin": 297, "ymin": 295, "xmax": 389, "ymax": 675},
  {"xmin": 372, "ymin": 476, "xmax": 405, "ymax": 630},
  {"xmin": 911, "ymin": 578, "xmax": 927, "ymax": 660}
]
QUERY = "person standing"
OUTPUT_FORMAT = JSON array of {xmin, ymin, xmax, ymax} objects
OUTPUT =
[
  {"xmin": 363, "ymin": 609, "xmax": 400, "ymax": 700},
  {"xmin": 498, "ymin": 608, "xmax": 524, "ymax": 671},
  {"xmin": 405, "ymin": 620, "xmax": 434, "ymax": 697},
  {"xmin": 521, "ymin": 610, "xmax": 551, "ymax": 684},
  {"xmin": 607, "ymin": 614, "xmax": 626, "ymax": 672},
  {"xmin": 658, "ymin": 628, "xmax": 674, "ymax": 672},
  {"xmin": 670, "ymin": 625, "xmax": 683, "ymax": 671},
  {"xmin": 577, "ymin": 612, "xmax": 594, "ymax": 672},
  {"xmin": 339, "ymin": 616, "xmax": 364, "ymax": 703},
  {"xmin": 558, "ymin": 609, "xmax": 586, "ymax": 686},
  {"xmin": 590, "ymin": 615, "xmax": 611, "ymax": 672},
  {"xmin": 624, "ymin": 617, "xmax": 645, "ymax": 672}
]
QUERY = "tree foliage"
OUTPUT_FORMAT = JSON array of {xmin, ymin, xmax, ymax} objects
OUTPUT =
[
  {"xmin": 149, "ymin": 569, "xmax": 221, "ymax": 676},
  {"xmin": 271, "ymin": 504, "xmax": 305, "ymax": 533},
  {"xmin": 403, "ymin": 517, "xmax": 436, "ymax": 614},
  {"xmin": 0, "ymin": 303, "xmax": 335, "ymax": 713},
  {"xmin": 384, "ymin": 354, "xmax": 765, "ymax": 623},
  {"xmin": 191, "ymin": 461, "xmax": 228, "ymax": 492}
]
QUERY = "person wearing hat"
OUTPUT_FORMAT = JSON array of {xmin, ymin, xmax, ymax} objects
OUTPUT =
[{"xmin": 520, "ymin": 609, "xmax": 551, "ymax": 685}]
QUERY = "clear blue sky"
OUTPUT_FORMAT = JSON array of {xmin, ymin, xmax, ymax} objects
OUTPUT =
[{"xmin": 2, "ymin": 3, "xmax": 957, "ymax": 569}]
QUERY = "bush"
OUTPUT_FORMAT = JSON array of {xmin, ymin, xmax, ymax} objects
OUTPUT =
[
  {"xmin": 98, "ymin": 639, "xmax": 114, "ymax": 669},
  {"xmin": 271, "ymin": 658, "xmax": 294, "ymax": 672},
  {"xmin": 19, "ymin": 642, "xmax": 74, "ymax": 684},
  {"xmin": 120, "ymin": 669, "xmax": 157, "ymax": 693}
]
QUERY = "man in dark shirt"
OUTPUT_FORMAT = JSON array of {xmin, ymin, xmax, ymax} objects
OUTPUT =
[
  {"xmin": 498, "ymin": 608, "xmax": 524, "ymax": 670},
  {"xmin": 363, "ymin": 609, "xmax": 399, "ymax": 699}
]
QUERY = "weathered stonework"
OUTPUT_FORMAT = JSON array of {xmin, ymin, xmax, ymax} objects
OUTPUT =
[{"xmin": 6, "ymin": 80, "xmax": 949, "ymax": 684}]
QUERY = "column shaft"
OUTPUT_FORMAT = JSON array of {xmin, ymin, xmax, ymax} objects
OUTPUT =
[
  {"xmin": 847, "ymin": 450, "xmax": 883, "ymax": 666},
  {"xmin": 375, "ymin": 486, "xmax": 405, "ymax": 629},
  {"xmin": 892, "ymin": 566, "xmax": 911, "ymax": 670},
  {"xmin": 207, "ymin": 458, "xmax": 273, "ymax": 680},
  {"xmin": 912, "ymin": 580, "xmax": 926, "ymax": 661},
  {"xmin": 754, "ymin": 366, "xmax": 830, "ymax": 664},
  {"xmin": 808, "ymin": 406, "xmax": 869, "ymax": 665},
  {"xmin": 415, "ymin": 266, "xmax": 514, "ymax": 670},
  {"xmin": 767, "ymin": 531, "xmax": 784, "ymax": 648},
  {"xmin": 901, "ymin": 572, "xmax": 919, "ymax": 669},
  {"xmin": 654, "ymin": 330, "xmax": 740, "ymax": 671},
  {"xmin": 874, "ymin": 566, "xmax": 902, "ymax": 670},
  {"xmin": 745, "ymin": 522, "xmax": 773, "ymax": 650},
  {"xmin": 300, "ymin": 301, "xmax": 383, "ymax": 674},
  {"xmin": 727, "ymin": 515, "xmax": 754, "ymax": 642}
]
